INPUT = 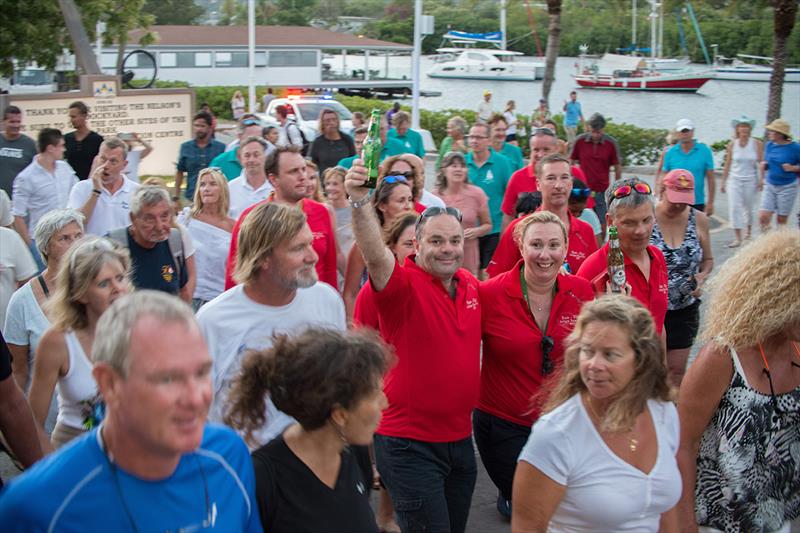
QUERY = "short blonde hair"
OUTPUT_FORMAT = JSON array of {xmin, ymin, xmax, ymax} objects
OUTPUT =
[
  {"xmin": 541, "ymin": 296, "xmax": 671, "ymax": 433},
  {"xmin": 513, "ymin": 211, "xmax": 567, "ymax": 249},
  {"xmin": 190, "ymin": 168, "xmax": 230, "ymax": 219},
  {"xmin": 49, "ymin": 236, "xmax": 132, "ymax": 331},
  {"xmin": 233, "ymin": 202, "xmax": 307, "ymax": 285},
  {"xmin": 701, "ymin": 229, "xmax": 800, "ymax": 348}
]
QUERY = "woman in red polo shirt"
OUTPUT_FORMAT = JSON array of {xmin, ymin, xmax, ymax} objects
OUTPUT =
[{"xmin": 476, "ymin": 211, "xmax": 594, "ymax": 519}]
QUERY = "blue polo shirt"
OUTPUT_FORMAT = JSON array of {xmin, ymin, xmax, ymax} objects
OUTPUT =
[
  {"xmin": 662, "ymin": 142, "xmax": 715, "ymax": 205},
  {"xmin": 498, "ymin": 143, "xmax": 524, "ymax": 171},
  {"xmin": 337, "ymin": 138, "xmax": 407, "ymax": 169},
  {"xmin": 466, "ymin": 150, "xmax": 513, "ymax": 234},
  {"xmin": 564, "ymin": 101, "xmax": 583, "ymax": 127},
  {"xmin": 210, "ymin": 148, "xmax": 242, "ymax": 181},
  {"xmin": 387, "ymin": 128, "xmax": 425, "ymax": 158},
  {"xmin": 763, "ymin": 141, "xmax": 800, "ymax": 186},
  {"xmin": 177, "ymin": 138, "xmax": 226, "ymax": 199}
]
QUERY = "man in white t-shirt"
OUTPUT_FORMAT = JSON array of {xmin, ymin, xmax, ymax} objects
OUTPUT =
[
  {"xmin": 11, "ymin": 128, "xmax": 78, "ymax": 268},
  {"xmin": 68, "ymin": 137, "xmax": 140, "ymax": 236},
  {"xmin": 227, "ymin": 136, "xmax": 274, "ymax": 219},
  {"xmin": 196, "ymin": 202, "xmax": 345, "ymax": 447},
  {"xmin": 0, "ymin": 226, "xmax": 37, "ymax": 327}
]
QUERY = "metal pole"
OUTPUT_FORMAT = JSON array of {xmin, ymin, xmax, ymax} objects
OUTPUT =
[
  {"xmin": 248, "ymin": 0, "xmax": 256, "ymax": 113},
  {"xmin": 411, "ymin": 0, "xmax": 422, "ymax": 130},
  {"xmin": 632, "ymin": 0, "xmax": 637, "ymax": 48},
  {"xmin": 650, "ymin": 1, "xmax": 657, "ymax": 61},
  {"xmin": 500, "ymin": 0, "xmax": 507, "ymax": 50},
  {"xmin": 365, "ymin": 50, "xmax": 370, "ymax": 81}
]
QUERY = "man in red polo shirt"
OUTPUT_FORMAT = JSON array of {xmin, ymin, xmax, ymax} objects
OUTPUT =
[
  {"xmin": 488, "ymin": 154, "xmax": 598, "ymax": 277},
  {"xmin": 500, "ymin": 127, "xmax": 559, "ymax": 232},
  {"xmin": 570, "ymin": 113, "xmax": 622, "ymax": 237},
  {"xmin": 224, "ymin": 146, "xmax": 338, "ymax": 289},
  {"xmin": 345, "ymin": 159, "xmax": 481, "ymax": 533},
  {"xmin": 576, "ymin": 177, "xmax": 669, "ymax": 335}
]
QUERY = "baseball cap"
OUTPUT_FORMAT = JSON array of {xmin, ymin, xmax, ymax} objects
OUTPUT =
[
  {"xmin": 675, "ymin": 118, "xmax": 695, "ymax": 132},
  {"xmin": 662, "ymin": 169, "xmax": 695, "ymax": 205},
  {"xmin": 483, "ymin": 90, "xmax": 492, "ymax": 97}
]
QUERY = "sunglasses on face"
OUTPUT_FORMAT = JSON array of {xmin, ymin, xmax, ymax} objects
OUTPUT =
[
  {"xmin": 679, "ymin": 128, "xmax": 693, "ymax": 133},
  {"xmin": 541, "ymin": 336, "xmax": 555, "ymax": 375},
  {"xmin": 416, "ymin": 206, "xmax": 463, "ymax": 228},
  {"xmin": 570, "ymin": 187, "xmax": 591, "ymax": 199},
  {"xmin": 609, "ymin": 182, "xmax": 652, "ymax": 204}
]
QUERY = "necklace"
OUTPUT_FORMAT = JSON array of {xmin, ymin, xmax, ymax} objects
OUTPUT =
[{"xmin": 584, "ymin": 395, "xmax": 639, "ymax": 453}]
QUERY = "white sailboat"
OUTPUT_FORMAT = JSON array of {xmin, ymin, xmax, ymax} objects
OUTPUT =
[{"xmin": 712, "ymin": 51, "xmax": 800, "ymax": 83}]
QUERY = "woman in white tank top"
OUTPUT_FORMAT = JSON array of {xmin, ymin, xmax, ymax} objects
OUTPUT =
[
  {"xmin": 721, "ymin": 116, "xmax": 763, "ymax": 247},
  {"xmin": 27, "ymin": 236, "xmax": 132, "ymax": 451}
]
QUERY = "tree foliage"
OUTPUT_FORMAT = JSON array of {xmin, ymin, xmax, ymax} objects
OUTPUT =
[
  {"xmin": 143, "ymin": 0, "xmax": 205, "ymax": 25},
  {"xmin": 217, "ymin": 0, "xmax": 318, "ymax": 26}
]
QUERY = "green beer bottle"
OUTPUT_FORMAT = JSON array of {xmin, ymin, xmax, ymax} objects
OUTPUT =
[
  {"xmin": 607, "ymin": 225, "xmax": 626, "ymax": 293},
  {"xmin": 362, "ymin": 109, "xmax": 382, "ymax": 189}
]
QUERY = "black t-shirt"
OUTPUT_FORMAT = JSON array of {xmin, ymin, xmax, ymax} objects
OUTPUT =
[
  {"xmin": 0, "ymin": 330, "xmax": 12, "ymax": 382},
  {"xmin": 64, "ymin": 130, "xmax": 104, "ymax": 180},
  {"xmin": 308, "ymin": 132, "xmax": 355, "ymax": 175},
  {"xmin": 126, "ymin": 230, "xmax": 186, "ymax": 295},
  {"xmin": 252, "ymin": 435, "xmax": 378, "ymax": 533}
]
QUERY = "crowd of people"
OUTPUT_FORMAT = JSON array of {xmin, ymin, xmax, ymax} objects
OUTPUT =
[{"xmin": 0, "ymin": 92, "xmax": 797, "ymax": 533}]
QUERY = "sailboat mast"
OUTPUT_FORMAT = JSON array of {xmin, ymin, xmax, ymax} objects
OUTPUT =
[{"xmin": 649, "ymin": 0, "xmax": 657, "ymax": 61}]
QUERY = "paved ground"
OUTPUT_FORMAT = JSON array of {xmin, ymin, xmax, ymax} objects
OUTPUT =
[{"xmin": 3, "ymin": 159, "xmax": 798, "ymax": 532}]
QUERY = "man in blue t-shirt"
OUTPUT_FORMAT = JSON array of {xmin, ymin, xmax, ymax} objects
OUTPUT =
[
  {"xmin": 661, "ymin": 118, "xmax": 716, "ymax": 215},
  {"xmin": 175, "ymin": 111, "xmax": 226, "ymax": 201},
  {"xmin": 109, "ymin": 186, "xmax": 189, "ymax": 301},
  {"xmin": 0, "ymin": 292, "xmax": 262, "ymax": 533},
  {"xmin": 562, "ymin": 91, "xmax": 584, "ymax": 148}
]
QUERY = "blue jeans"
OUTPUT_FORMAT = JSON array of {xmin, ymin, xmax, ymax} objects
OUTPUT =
[{"xmin": 374, "ymin": 435, "xmax": 477, "ymax": 533}]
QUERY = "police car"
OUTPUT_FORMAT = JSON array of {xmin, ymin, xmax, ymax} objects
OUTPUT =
[{"xmin": 257, "ymin": 93, "xmax": 355, "ymax": 141}]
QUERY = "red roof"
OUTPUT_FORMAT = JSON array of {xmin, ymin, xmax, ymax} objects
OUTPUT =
[{"xmin": 128, "ymin": 25, "xmax": 412, "ymax": 50}]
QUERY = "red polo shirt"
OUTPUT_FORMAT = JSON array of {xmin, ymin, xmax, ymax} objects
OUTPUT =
[
  {"xmin": 569, "ymin": 134, "xmax": 621, "ymax": 192},
  {"xmin": 501, "ymin": 165, "xmax": 588, "ymax": 217},
  {"xmin": 224, "ymin": 198, "xmax": 338, "ymax": 290},
  {"xmin": 575, "ymin": 243, "xmax": 668, "ymax": 333},
  {"xmin": 487, "ymin": 211, "xmax": 598, "ymax": 277},
  {"xmin": 479, "ymin": 265, "xmax": 594, "ymax": 426},
  {"xmin": 373, "ymin": 256, "xmax": 481, "ymax": 442},
  {"xmin": 353, "ymin": 282, "xmax": 378, "ymax": 330}
]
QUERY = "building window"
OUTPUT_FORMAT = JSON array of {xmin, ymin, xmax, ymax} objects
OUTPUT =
[
  {"xmin": 196, "ymin": 52, "xmax": 212, "ymax": 67},
  {"xmin": 160, "ymin": 52, "xmax": 176, "ymax": 68},
  {"xmin": 176, "ymin": 52, "xmax": 197, "ymax": 68},
  {"xmin": 101, "ymin": 54, "xmax": 117, "ymax": 69},
  {"xmin": 215, "ymin": 52, "xmax": 248, "ymax": 67},
  {"xmin": 268, "ymin": 51, "xmax": 317, "ymax": 67}
]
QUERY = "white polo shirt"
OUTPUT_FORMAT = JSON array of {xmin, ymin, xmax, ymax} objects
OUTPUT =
[
  {"xmin": 67, "ymin": 176, "xmax": 140, "ymax": 236},
  {"xmin": 228, "ymin": 173, "xmax": 274, "ymax": 219},
  {"xmin": 11, "ymin": 158, "xmax": 78, "ymax": 231}
]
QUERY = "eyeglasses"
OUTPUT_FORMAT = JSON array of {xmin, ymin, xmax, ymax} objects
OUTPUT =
[
  {"xmin": 541, "ymin": 335, "xmax": 555, "ymax": 375},
  {"xmin": 609, "ymin": 182, "xmax": 652, "ymax": 204},
  {"xmin": 531, "ymin": 127, "xmax": 556, "ymax": 137},
  {"xmin": 416, "ymin": 206, "xmax": 463, "ymax": 228},
  {"xmin": 570, "ymin": 187, "xmax": 591, "ymax": 199},
  {"xmin": 466, "ymin": 135, "xmax": 488, "ymax": 140}
]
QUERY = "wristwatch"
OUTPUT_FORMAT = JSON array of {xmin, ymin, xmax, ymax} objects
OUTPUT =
[{"xmin": 348, "ymin": 193, "xmax": 372, "ymax": 209}]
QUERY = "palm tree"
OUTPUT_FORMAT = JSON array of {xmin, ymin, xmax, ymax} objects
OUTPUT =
[
  {"xmin": 541, "ymin": 0, "xmax": 562, "ymax": 103},
  {"xmin": 766, "ymin": 0, "xmax": 797, "ymax": 123}
]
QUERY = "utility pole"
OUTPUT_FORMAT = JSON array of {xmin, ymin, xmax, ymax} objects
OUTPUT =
[
  {"xmin": 59, "ymin": 0, "xmax": 101, "ymax": 75},
  {"xmin": 248, "ymin": 0, "xmax": 256, "ymax": 113},
  {"xmin": 412, "ymin": 0, "xmax": 422, "ymax": 130}
]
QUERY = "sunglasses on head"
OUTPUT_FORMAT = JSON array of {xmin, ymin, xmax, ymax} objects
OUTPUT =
[
  {"xmin": 570, "ymin": 187, "xmax": 591, "ymax": 199},
  {"xmin": 610, "ymin": 182, "xmax": 652, "ymax": 204},
  {"xmin": 383, "ymin": 173, "xmax": 411, "ymax": 184},
  {"xmin": 531, "ymin": 127, "xmax": 556, "ymax": 137},
  {"xmin": 541, "ymin": 336, "xmax": 555, "ymax": 375},
  {"xmin": 416, "ymin": 206, "xmax": 463, "ymax": 228},
  {"xmin": 241, "ymin": 119, "xmax": 260, "ymax": 126}
]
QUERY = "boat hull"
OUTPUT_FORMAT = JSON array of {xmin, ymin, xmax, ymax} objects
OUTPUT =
[
  {"xmin": 713, "ymin": 68, "xmax": 800, "ymax": 82},
  {"xmin": 427, "ymin": 66, "xmax": 543, "ymax": 81},
  {"xmin": 573, "ymin": 74, "xmax": 712, "ymax": 92}
]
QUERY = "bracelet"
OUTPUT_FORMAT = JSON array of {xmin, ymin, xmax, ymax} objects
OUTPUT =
[
  {"xmin": 92, "ymin": 189, "xmax": 102, "ymax": 196},
  {"xmin": 348, "ymin": 193, "xmax": 372, "ymax": 209}
]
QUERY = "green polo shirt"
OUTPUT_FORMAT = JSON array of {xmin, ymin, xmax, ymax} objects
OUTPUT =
[
  {"xmin": 466, "ymin": 150, "xmax": 513, "ymax": 234},
  {"xmin": 498, "ymin": 143, "xmax": 524, "ymax": 171},
  {"xmin": 387, "ymin": 128, "xmax": 426, "ymax": 158},
  {"xmin": 337, "ymin": 138, "xmax": 407, "ymax": 169},
  {"xmin": 209, "ymin": 148, "xmax": 242, "ymax": 181}
]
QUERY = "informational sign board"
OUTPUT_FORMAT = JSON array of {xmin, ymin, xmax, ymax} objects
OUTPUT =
[{"xmin": 0, "ymin": 76, "xmax": 194, "ymax": 176}]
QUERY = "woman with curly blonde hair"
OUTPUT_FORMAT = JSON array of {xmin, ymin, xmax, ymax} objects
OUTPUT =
[
  {"xmin": 677, "ymin": 229, "xmax": 800, "ymax": 533},
  {"xmin": 27, "ymin": 236, "xmax": 131, "ymax": 451},
  {"xmin": 512, "ymin": 295, "xmax": 680, "ymax": 532}
]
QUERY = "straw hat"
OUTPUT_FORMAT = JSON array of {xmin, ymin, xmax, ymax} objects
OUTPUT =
[
  {"xmin": 765, "ymin": 118, "xmax": 792, "ymax": 140},
  {"xmin": 731, "ymin": 115, "xmax": 755, "ymax": 130}
]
